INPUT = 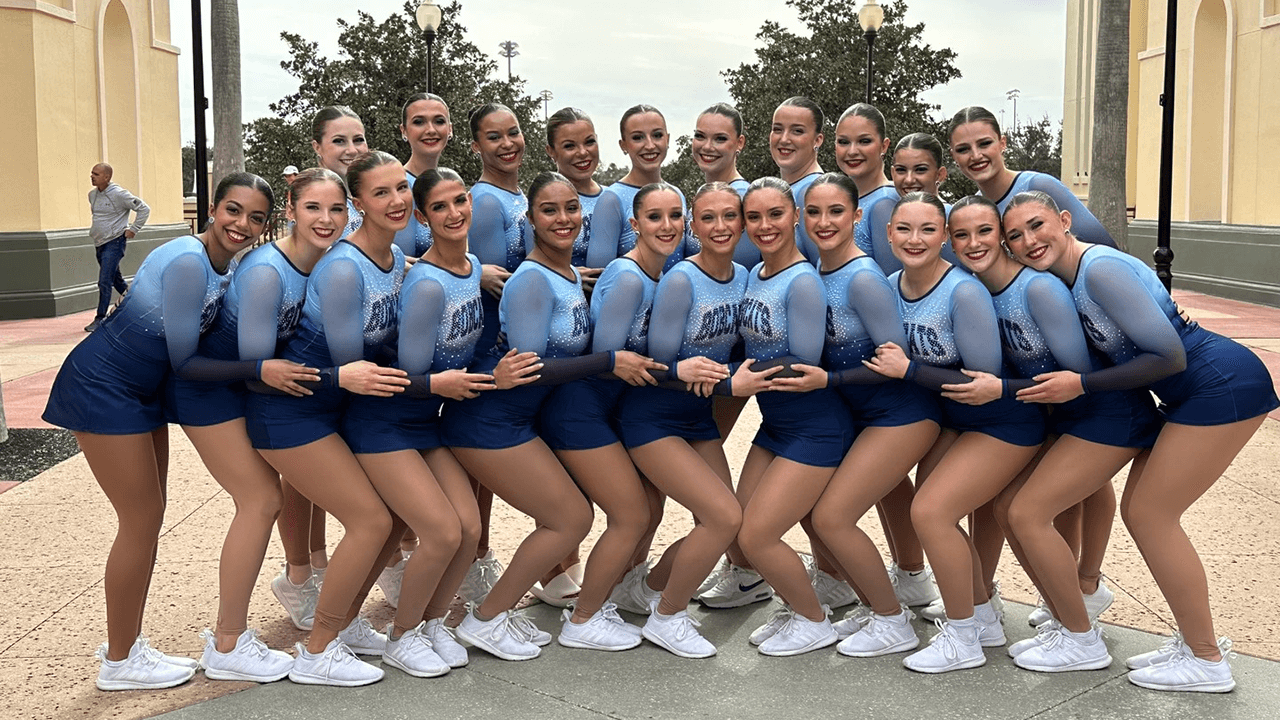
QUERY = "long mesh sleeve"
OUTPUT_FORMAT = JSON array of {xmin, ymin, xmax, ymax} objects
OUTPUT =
[
  {"xmin": 784, "ymin": 272, "xmax": 827, "ymax": 364},
  {"xmin": 1025, "ymin": 174, "xmax": 1118, "ymax": 249},
  {"xmin": 1079, "ymin": 257, "xmax": 1187, "ymax": 392},
  {"xmin": 314, "ymin": 257, "xmax": 367, "ymax": 366},
  {"xmin": 951, "ymin": 280, "xmax": 1003, "ymax": 375},
  {"xmin": 399, "ymin": 278, "xmax": 445, "ymax": 397},
  {"xmin": 469, "ymin": 193, "xmax": 510, "ymax": 267},
  {"xmin": 826, "ymin": 270, "xmax": 903, "ymax": 387},
  {"xmin": 161, "ymin": 254, "xmax": 259, "ymax": 381},
  {"xmin": 235, "ymin": 264, "xmax": 286, "ymax": 362},
  {"xmin": 1025, "ymin": 274, "xmax": 1094, "ymax": 374},
  {"xmin": 646, "ymin": 271, "xmax": 694, "ymax": 366},
  {"xmin": 504, "ymin": 269, "xmax": 613, "ymax": 386},
  {"xmin": 591, "ymin": 271, "xmax": 646, "ymax": 353},
  {"xmin": 588, "ymin": 191, "xmax": 625, "ymax": 265}
]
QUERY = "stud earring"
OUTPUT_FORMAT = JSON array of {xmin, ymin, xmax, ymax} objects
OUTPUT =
[{"xmin": 401, "ymin": 135, "xmax": 408, "ymax": 142}]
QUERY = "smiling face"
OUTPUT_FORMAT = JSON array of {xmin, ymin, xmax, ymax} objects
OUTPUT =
[
  {"xmin": 529, "ymin": 181, "xmax": 582, "ymax": 254},
  {"xmin": 803, "ymin": 183, "xmax": 862, "ymax": 255},
  {"xmin": 619, "ymin": 112, "xmax": 669, "ymax": 173},
  {"xmin": 769, "ymin": 105, "xmax": 822, "ymax": 178},
  {"xmin": 547, "ymin": 119, "xmax": 600, "ymax": 186},
  {"xmin": 949, "ymin": 121, "xmax": 1007, "ymax": 186},
  {"xmin": 744, "ymin": 187, "xmax": 799, "ymax": 257},
  {"xmin": 629, "ymin": 189, "xmax": 685, "ymax": 260},
  {"xmin": 892, "ymin": 147, "xmax": 947, "ymax": 196},
  {"xmin": 290, "ymin": 180, "xmax": 348, "ymax": 253},
  {"xmin": 690, "ymin": 189, "xmax": 743, "ymax": 259},
  {"xmin": 692, "ymin": 112, "xmax": 745, "ymax": 179},
  {"xmin": 472, "ymin": 110, "xmax": 526, "ymax": 176},
  {"xmin": 834, "ymin": 114, "xmax": 889, "ymax": 182},
  {"xmin": 351, "ymin": 162, "xmax": 412, "ymax": 234},
  {"xmin": 401, "ymin": 98, "xmax": 451, "ymax": 162},
  {"xmin": 312, "ymin": 116, "xmax": 367, "ymax": 178},
  {"xmin": 887, "ymin": 201, "xmax": 948, "ymax": 271},
  {"xmin": 1002, "ymin": 201, "xmax": 1074, "ymax": 272},
  {"xmin": 207, "ymin": 185, "xmax": 270, "ymax": 258},
  {"xmin": 947, "ymin": 203, "xmax": 1005, "ymax": 276},
  {"xmin": 419, "ymin": 179, "xmax": 472, "ymax": 247}
]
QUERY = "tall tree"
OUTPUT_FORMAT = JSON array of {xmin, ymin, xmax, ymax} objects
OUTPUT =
[
  {"xmin": 212, "ymin": 0, "xmax": 245, "ymax": 185},
  {"xmin": 1088, "ymin": 0, "xmax": 1129, "ymax": 250}
]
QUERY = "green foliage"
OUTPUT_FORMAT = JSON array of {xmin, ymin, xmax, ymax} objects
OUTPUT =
[
  {"xmin": 593, "ymin": 163, "xmax": 627, "ymax": 186},
  {"xmin": 244, "ymin": 1, "xmax": 551, "ymax": 206},
  {"xmin": 1005, "ymin": 115, "xmax": 1062, "ymax": 179}
]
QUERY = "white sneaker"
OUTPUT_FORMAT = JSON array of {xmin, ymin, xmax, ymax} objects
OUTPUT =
[
  {"xmin": 643, "ymin": 610, "xmax": 716, "ymax": 659},
  {"xmin": 458, "ymin": 550, "xmax": 504, "ymax": 605},
  {"xmin": 507, "ymin": 609, "xmax": 552, "ymax": 646},
  {"xmin": 376, "ymin": 555, "xmax": 408, "ymax": 609},
  {"xmin": 918, "ymin": 598, "xmax": 946, "ymax": 623},
  {"xmin": 338, "ymin": 617, "xmax": 387, "ymax": 656},
  {"xmin": 456, "ymin": 609, "xmax": 541, "ymax": 661},
  {"xmin": 288, "ymin": 638, "xmax": 383, "ymax": 686},
  {"xmin": 95, "ymin": 637, "xmax": 196, "ymax": 691},
  {"xmin": 889, "ymin": 564, "xmax": 940, "ymax": 607},
  {"xmin": 833, "ymin": 607, "xmax": 873, "ymax": 640},
  {"xmin": 97, "ymin": 637, "xmax": 200, "ymax": 670},
  {"xmin": 974, "ymin": 599, "xmax": 1006, "ymax": 648},
  {"xmin": 1127, "ymin": 641, "xmax": 1235, "ymax": 693},
  {"xmin": 902, "ymin": 619, "xmax": 986, "ymax": 673},
  {"xmin": 696, "ymin": 557, "xmax": 730, "ymax": 595},
  {"xmin": 199, "ymin": 628, "xmax": 293, "ymax": 682},
  {"xmin": 838, "ymin": 609, "xmax": 920, "ymax": 657},
  {"xmin": 383, "ymin": 622, "xmax": 450, "ymax": 678},
  {"xmin": 423, "ymin": 618, "xmax": 469, "ymax": 668},
  {"xmin": 271, "ymin": 566, "xmax": 318, "ymax": 631},
  {"xmin": 531, "ymin": 569, "xmax": 581, "ymax": 609},
  {"xmin": 1027, "ymin": 596, "xmax": 1053, "ymax": 627},
  {"xmin": 697, "ymin": 565, "xmax": 774, "ymax": 609},
  {"xmin": 758, "ymin": 606, "xmax": 838, "ymax": 657},
  {"xmin": 749, "ymin": 604, "xmax": 795, "ymax": 646},
  {"xmin": 610, "ymin": 562, "xmax": 662, "ymax": 615},
  {"xmin": 1009, "ymin": 619, "xmax": 1063, "ymax": 658},
  {"xmin": 810, "ymin": 567, "xmax": 859, "ymax": 609},
  {"xmin": 1013, "ymin": 624, "xmax": 1111, "ymax": 672},
  {"xmin": 1083, "ymin": 580, "xmax": 1114, "ymax": 622},
  {"xmin": 1126, "ymin": 634, "xmax": 1231, "ymax": 670},
  {"xmin": 558, "ymin": 603, "xmax": 643, "ymax": 651}
]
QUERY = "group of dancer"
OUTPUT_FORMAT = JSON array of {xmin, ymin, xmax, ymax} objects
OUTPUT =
[{"xmin": 44, "ymin": 92, "xmax": 1277, "ymax": 695}]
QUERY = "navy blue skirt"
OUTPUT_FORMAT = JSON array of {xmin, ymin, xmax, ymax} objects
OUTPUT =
[
  {"xmin": 164, "ymin": 323, "xmax": 247, "ymax": 427},
  {"xmin": 940, "ymin": 395, "xmax": 1046, "ymax": 447},
  {"xmin": 540, "ymin": 376, "xmax": 626, "ymax": 451},
  {"xmin": 753, "ymin": 389, "xmax": 856, "ymax": 468},
  {"xmin": 245, "ymin": 385, "xmax": 347, "ymax": 450},
  {"xmin": 1049, "ymin": 389, "xmax": 1161, "ymax": 448},
  {"xmin": 835, "ymin": 379, "xmax": 941, "ymax": 429},
  {"xmin": 343, "ymin": 393, "xmax": 444, "ymax": 454},
  {"xmin": 1151, "ymin": 328, "xmax": 1279, "ymax": 426},
  {"xmin": 43, "ymin": 319, "xmax": 170, "ymax": 435},
  {"xmin": 617, "ymin": 385, "xmax": 721, "ymax": 448},
  {"xmin": 440, "ymin": 384, "xmax": 553, "ymax": 450}
]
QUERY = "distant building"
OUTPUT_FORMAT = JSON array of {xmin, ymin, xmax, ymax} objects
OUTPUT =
[
  {"xmin": 1, "ymin": 0, "xmax": 187, "ymax": 319},
  {"xmin": 1063, "ymin": 0, "xmax": 1280, "ymax": 307}
]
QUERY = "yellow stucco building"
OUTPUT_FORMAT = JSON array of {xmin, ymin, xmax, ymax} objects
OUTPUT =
[
  {"xmin": 1, "ymin": 0, "xmax": 186, "ymax": 319},
  {"xmin": 1063, "ymin": 0, "xmax": 1280, "ymax": 306}
]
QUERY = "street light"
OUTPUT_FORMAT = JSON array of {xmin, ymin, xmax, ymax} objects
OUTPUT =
[
  {"xmin": 1006, "ymin": 88, "xmax": 1020, "ymax": 135},
  {"xmin": 498, "ymin": 41, "xmax": 520, "ymax": 81},
  {"xmin": 540, "ymin": 90, "xmax": 553, "ymax": 121},
  {"xmin": 858, "ymin": 0, "xmax": 884, "ymax": 104},
  {"xmin": 415, "ymin": 1, "xmax": 442, "ymax": 94}
]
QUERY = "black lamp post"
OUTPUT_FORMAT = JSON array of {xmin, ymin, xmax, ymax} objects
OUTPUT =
[
  {"xmin": 190, "ymin": 0, "xmax": 209, "ymax": 230},
  {"xmin": 1155, "ymin": 0, "xmax": 1179, "ymax": 291},
  {"xmin": 859, "ymin": 0, "xmax": 884, "ymax": 104},
  {"xmin": 416, "ymin": 1, "xmax": 442, "ymax": 94}
]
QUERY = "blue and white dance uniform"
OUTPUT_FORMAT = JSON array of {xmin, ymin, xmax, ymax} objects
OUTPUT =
[
  {"xmin": 247, "ymin": 241, "xmax": 405, "ymax": 450},
  {"xmin": 742, "ymin": 261, "xmax": 855, "ymax": 467},
  {"xmin": 618, "ymin": 259, "xmax": 747, "ymax": 447},
  {"xmin": 44, "ymin": 236, "xmax": 239, "ymax": 434},
  {"xmin": 572, "ymin": 188, "xmax": 603, "ymax": 268},
  {"xmin": 469, "ymin": 181, "xmax": 533, "ymax": 359},
  {"xmin": 344, "ymin": 254, "xmax": 484, "ymax": 454},
  {"xmin": 852, "ymin": 187, "xmax": 961, "ymax": 276},
  {"xmin": 728, "ymin": 178, "xmax": 762, "ymax": 269},
  {"xmin": 790, "ymin": 172, "xmax": 823, "ymax": 263},
  {"xmin": 820, "ymin": 256, "xmax": 940, "ymax": 428},
  {"xmin": 991, "ymin": 267, "xmax": 1160, "ymax": 448},
  {"xmin": 991, "ymin": 171, "xmax": 1117, "ymax": 249},
  {"xmin": 542, "ymin": 257, "xmax": 658, "ymax": 451},
  {"xmin": 1069, "ymin": 246, "xmax": 1277, "ymax": 425},
  {"xmin": 393, "ymin": 168, "xmax": 434, "ymax": 258},
  {"xmin": 341, "ymin": 198, "xmax": 362, "ymax": 240},
  {"xmin": 441, "ymin": 260, "xmax": 593, "ymax": 450},
  {"xmin": 891, "ymin": 265, "xmax": 1046, "ymax": 446},
  {"xmin": 591, "ymin": 182, "xmax": 693, "ymax": 272}
]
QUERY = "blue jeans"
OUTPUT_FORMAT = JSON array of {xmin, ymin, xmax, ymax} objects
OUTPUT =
[{"xmin": 95, "ymin": 235, "xmax": 129, "ymax": 318}]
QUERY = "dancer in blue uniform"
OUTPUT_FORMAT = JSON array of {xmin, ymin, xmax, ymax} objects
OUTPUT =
[
  {"xmin": 43, "ymin": 173, "xmax": 291, "ymax": 690},
  {"xmin": 592, "ymin": 105, "xmax": 692, "ymax": 271},
  {"xmin": 770, "ymin": 173, "xmax": 941, "ymax": 657},
  {"xmin": 311, "ymin": 106, "xmax": 369, "ymax": 241},
  {"xmin": 769, "ymin": 97, "xmax": 825, "ymax": 263},
  {"xmin": 541, "ymin": 183, "xmax": 693, "ymax": 650},
  {"xmin": 948, "ymin": 106, "xmax": 1117, "ymax": 248},
  {"xmin": 871, "ymin": 132, "xmax": 964, "ymax": 275},
  {"xmin": 546, "ymin": 107, "xmax": 607, "ymax": 291},
  {"xmin": 393, "ymin": 93, "xmax": 452, "ymax": 259},
  {"xmin": 618, "ymin": 182, "xmax": 773, "ymax": 658},
  {"xmin": 936, "ymin": 196, "xmax": 1159, "ymax": 673},
  {"xmin": 1004, "ymin": 190, "xmax": 1278, "ymax": 692},
  {"xmin": 444, "ymin": 172, "xmax": 663, "ymax": 661},
  {"xmin": 864, "ymin": 193, "xmax": 1044, "ymax": 674}
]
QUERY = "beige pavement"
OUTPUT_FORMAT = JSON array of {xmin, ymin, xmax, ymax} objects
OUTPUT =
[{"xmin": 1, "ymin": 290, "xmax": 1277, "ymax": 719}]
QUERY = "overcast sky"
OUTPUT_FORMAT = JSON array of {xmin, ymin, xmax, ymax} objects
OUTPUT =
[{"xmin": 172, "ymin": 0, "xmax": 1069, "ymax": 169}]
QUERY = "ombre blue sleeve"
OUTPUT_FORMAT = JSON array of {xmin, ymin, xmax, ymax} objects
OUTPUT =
[
  {"xmin": 646, "ymin": 271, "xmax": 693, "ymax": 366},
  {"xmin": 589, "ymin": 191, "xmax": 624, "ymax": 265},
  {"xmin": 1026, "ymin": 274, "xmax": 1093, "ymax": 373},
  {"xmin": 314, "ymin": 258, "xmax": 367, "ymax": 366},
  {"xmin": 826, "ymin": 271, "xmax": 903, "ymax": 386},
  {"xmin": 235, "ymin": 264, "xmax": 286, "ymax": 362},
  {"xmin": 1079, "ymin": 257, "xmax": 1187, "ymax": 392},
  {"xmin": 506, "ymin": 270, "xmax": 613, "ymax": 385},
  {"xmin": 903, "ymin": 280, "xmax": 1001, "ymax": 392},
  {"xmin": 1025, "ymin": 174, "xmax": 1117, "ymax": 249},
  {"xmin": 399, "ymin": 278, "xmax": 446, "ymax": 398},
  {"xmin": 161, "ymin": 255, "xmax": 259, "ymax": 381},
  {"xmin": 469, "ymin": 193, "xmax": 510, "ymax": 267},
  {"xmin": 785, "ymin": 273, "xmax": 827, "ymax": 365},
  {"xmin": 591, "ymin": 272, "xmax": 646, "ymax": 353}
]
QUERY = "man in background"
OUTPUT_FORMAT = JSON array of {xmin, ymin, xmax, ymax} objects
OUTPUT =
[{"xmin": 86, "ymin": 163, "xmax": 150, "ymax": 332}]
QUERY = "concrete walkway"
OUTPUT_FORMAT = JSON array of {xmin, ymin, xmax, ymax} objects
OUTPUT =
[{"xmin": 1, "ymin": 289, "xmax": 1277, "ymax": 719}]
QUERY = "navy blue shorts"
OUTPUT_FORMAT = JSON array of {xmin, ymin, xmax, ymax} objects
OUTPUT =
[
  {"xmin": 1049, "ymin": 389, "xmax": 1161, "ymax": 448},
  {"xmin": 753, "ymin": 389, "xmax": 856, "ymax": 468},
  {"xmin": 165, "ymin": 376, "xmax": 247, "ymax": 427},
  {"xmin": 618, "ymin": 385, "xmax": 721, "ymax": 448},
  {"xmin": 245, "ymin": 385, "xmax": 347, "ymax": 450},
  {"xmin": 836, "ymin": 380, "xmax": 941, "ymax": 429},
  {"xmin": 342, "ymin": 393, "xmax": 444, "ymax": 454},
  {"xmin": 1151, "ymin": 328, "xmax": 1279, "ymax": 426},
  {"xmin": 940, "ymin": 396, "xmax": 1046, "ymax": 447},
  {"xmin": 540, "ymin": 377, "xmax": 626, "ymax": 451},
  {"xmin": 440, "ymin": 384, "xmax": 553, "ymax": 450},
  {"xmin": 43, "ymin": 320, "xmax": 170, "ymax": 435}
]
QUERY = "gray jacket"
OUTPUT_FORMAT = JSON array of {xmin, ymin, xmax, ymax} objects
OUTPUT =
[{"xmin": 89, "ymin": 183, "xmax": 151, "ymax": 246}]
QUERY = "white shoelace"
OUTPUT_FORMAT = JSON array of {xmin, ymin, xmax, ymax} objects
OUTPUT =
[
  {"xmin": 506, "ymin": 610, "xmax": 544, "ymax": 641},
  {"xmin": 666, "ymin": 612, "xmax": 703, "ymax": 640}
]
